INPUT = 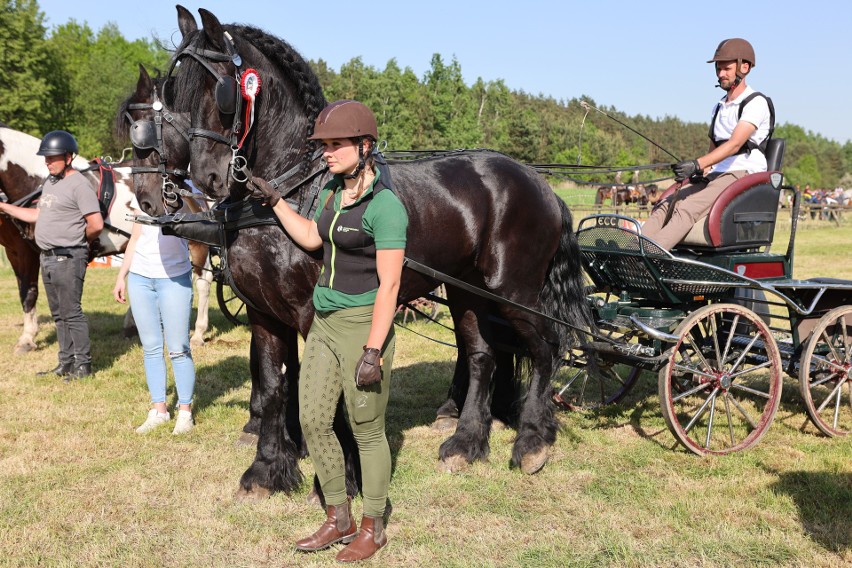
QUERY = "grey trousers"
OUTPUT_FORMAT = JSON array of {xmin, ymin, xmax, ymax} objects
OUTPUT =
[{"xmin": 40, "ymin": 247, "xmax": 92, "ymax": 366}]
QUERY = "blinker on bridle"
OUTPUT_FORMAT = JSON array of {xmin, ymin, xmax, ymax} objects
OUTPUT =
[{"xmin": 168, "ymin": 31, "xmax": 257, "ymax": 185}]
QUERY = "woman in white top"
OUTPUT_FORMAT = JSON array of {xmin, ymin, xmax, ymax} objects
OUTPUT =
[{"xmin": 113, "ymin": 196, "xmax": 196, "ymax": 434}]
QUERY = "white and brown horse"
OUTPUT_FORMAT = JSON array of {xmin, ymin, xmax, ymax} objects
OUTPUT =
[{"xmin": 0, "ymin": 124, "xmax": 212, "ymax": 351}]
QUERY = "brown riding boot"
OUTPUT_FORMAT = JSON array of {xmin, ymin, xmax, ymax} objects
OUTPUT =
[
  {"xmin": 294, "ymin": 501, "xmax": 357, "ymax": 552},
  {"xmin": 335, "ymin": 515, "xmax": 387, "ymax": 563}
]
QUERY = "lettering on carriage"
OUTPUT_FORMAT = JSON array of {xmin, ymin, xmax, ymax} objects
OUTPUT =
[{"xmin": 596, "ymin": 216, "xmax": 620, "ymax": 227}]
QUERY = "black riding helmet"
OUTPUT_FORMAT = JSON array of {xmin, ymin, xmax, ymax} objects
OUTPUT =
[{"xmin": 37, "ymin": 130, "xmax": 79, "ymax": 157}]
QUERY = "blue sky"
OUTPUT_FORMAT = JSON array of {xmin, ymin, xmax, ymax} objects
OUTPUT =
[{"xmin": 37, "ymin": 0, "xmax": 852, "ymax": 144}]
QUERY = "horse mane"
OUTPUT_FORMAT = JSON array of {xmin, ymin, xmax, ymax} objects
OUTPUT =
[
  {"xmin": 171, "ymin": 24, "xmax": 326, "ymax": 138},
  {"xmin": 170, "ymin": 24, "xmax": 327, "ymax": 181}
]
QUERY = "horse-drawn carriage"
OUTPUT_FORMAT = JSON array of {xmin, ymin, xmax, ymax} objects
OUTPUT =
[
  {"xmin": 108, "ymin": 7, "xmax": 850, "ymax": 502},
  {"xmin": 551, "ymin": 138, "xmax": 851, "ymax": 454}
]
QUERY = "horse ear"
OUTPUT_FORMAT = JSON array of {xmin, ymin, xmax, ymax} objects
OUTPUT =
[
  {"xmin": 137, "ymin": 64, "xmax": 153, "ymax": 92},
  {"xmin": 176, "ymin": 5, "xmax": 198, "ymax": 36},
  {"xmin": 198, "ymin": 8, "xmax": 225, "ymax": 51}
]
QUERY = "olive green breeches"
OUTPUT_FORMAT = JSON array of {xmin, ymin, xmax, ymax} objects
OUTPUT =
[{"xmin": 299, "ymin": 305, "xmax": 394, "ymax": 517}]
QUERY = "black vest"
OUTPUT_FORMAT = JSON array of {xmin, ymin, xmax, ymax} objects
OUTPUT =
[{"xmin": 315, "ymin": 184, "xmax": 389, "ymax": 295}]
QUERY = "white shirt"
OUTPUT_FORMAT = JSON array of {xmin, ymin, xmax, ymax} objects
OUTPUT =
[
  {"xmin": 709, "ymin": 85, "xmax": 772, "ymax": 175},
  {"xmin": 128, "ymin": 195, "xmax": 192, "ymax": 278}
]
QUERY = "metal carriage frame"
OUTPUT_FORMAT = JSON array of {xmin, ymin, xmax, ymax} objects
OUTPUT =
[{"xmin": 557, "ymin": 195, "xmax": 852, "ymax": 455}]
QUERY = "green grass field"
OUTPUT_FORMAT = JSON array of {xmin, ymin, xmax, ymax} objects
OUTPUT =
[{"xmin": 0, "ymin": 219, "xmax": 849, "ymax": 567}]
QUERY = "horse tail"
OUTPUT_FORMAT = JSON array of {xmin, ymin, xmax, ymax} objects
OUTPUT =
[{"xmin": 539, "ymin": 196, "xmax": 593, "ymax": 364}]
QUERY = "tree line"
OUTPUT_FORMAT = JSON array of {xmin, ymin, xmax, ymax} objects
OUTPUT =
[{"xmin": 3, "ymin": 0, "xmax": 851, "ymax": 189}]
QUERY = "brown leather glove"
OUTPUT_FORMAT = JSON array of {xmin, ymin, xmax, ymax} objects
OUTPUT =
[
  {"xmin": 247, "ymin": 176, "xmax": 281, "ymax": 207},
  {"xmin": 355, "ymin": 347, "xmax": 383, "ymax": 387}
]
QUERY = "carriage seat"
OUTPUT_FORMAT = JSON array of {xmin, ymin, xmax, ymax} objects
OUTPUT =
[{"xmin": 670, "ymin": 138, "xmax": 785, "ymax": 253}]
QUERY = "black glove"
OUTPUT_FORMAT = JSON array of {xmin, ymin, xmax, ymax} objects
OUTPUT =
[
  {"xmin": 672, "ymin": 159, "xmax": 702, "ymax": 182},
  {"xmin": 354, "ymin": 347, "xmax": 383, "ymax": 387},
  {"xmin": 87, "ymin": 239, "xmax": 104, "ymax": 263},
  {"xmin": 247, "ymin": 176, "xmax": 281, "ymax": 207}
]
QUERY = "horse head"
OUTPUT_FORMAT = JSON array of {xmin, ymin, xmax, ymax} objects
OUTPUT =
[
  {"xmin": 168, "ymin": 7, "xmax": 326, "ymax": 202},
  {"xmin": 116, "ymin": 64, "xmax": 192, "ymax": 216}
]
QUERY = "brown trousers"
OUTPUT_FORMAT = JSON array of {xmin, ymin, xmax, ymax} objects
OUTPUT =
[{"xmin": 641, "ymin": 170, "xmax": 748, "ymax": 250}]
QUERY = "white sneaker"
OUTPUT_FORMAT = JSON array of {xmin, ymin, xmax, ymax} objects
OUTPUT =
[
  {"xmin": 172, "ymin": 409, "xmax": 194, "ymax": 435},
  {"xmin": 135, "ymin": 409, "xmax": 170, "ymax": 434}
]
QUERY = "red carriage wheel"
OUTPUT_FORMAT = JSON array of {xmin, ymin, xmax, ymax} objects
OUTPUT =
[
  {"xmin": 659, "ymin": 303, "xmax": 783, "ymax": 455},
  {"xmin": 552, "ymin": 365, "xmax": 641, "ymax": 410},
  {"xmin": 798, "ymin": 305, "xmax": 852, "ymax": 437}
]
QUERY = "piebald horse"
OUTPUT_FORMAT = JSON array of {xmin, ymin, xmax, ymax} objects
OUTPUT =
[{"xmin": 0, "ymin": 124, "xmax": 212, "ymax": 350}]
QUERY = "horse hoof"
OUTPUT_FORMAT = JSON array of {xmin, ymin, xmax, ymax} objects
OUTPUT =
[
  {"xmin": 235, "ymin": 484, "xmax": 271, "ymax": 502},
  {"xmin": 234, "ymin": 432, "xmax": 259, "ymax": 448},
  {"xmin": 305, "ymin": 488, "xmax": 322, "ymax": 507},
  {"xmin": 13, "ymin": 341, "xmax": 36, "ymax": 354},
  {"xmin": 491, "ymin": 419, "xmax": 507, "ymax": 432},
  {"xmin": 431, "ymin": 416, "xmax": 458, "ymax": 431},
  {"xmin": 520, "ymin": 447, "xmax": 550, "ymax": 475},
  {"xmin": 435, "ymin": 454, "xmax": 469, "ymax": 474},
  {"xmin": 190, "ymin": 335, "xmax": 205, "ymax": 348}
]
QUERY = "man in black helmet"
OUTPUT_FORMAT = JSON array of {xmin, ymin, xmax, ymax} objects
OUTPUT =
[
  {"xmin": 0, "ymin": 130, "xmax": 103, "ymax": 380},
  {"xmin": 642, "ymin": 38, "xmax": 774, "ymax": 250}
]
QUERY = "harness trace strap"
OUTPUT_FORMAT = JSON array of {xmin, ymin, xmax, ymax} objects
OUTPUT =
[{"xmin": 709, "ymin": 91, "xmax": 775, "ymax": 155}]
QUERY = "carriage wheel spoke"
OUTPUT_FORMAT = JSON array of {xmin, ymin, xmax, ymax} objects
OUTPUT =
[
  {"xmin": 728, "ymin": 394, "xmax": 758, "ymax": 429},
  {"xmin": 577, "ymin": 371, "xmax": 590, "ymax": 405},
  {"xmin": 672, "ymin": 380, "xmax": 715, "ymax": 402},
  {"xmin": 685, "ymin": 332, "xmax": 714, "ymax": 372},
  {"xmin": 809, "ymin": 354, "xmax": 847, "ymax": 377},
  {"xmin": 815, "ymin": 377, "xmax": 847, "ymax": 414},
  {"xmin": 684, "ymin": 387, "xmax": 720, "ymax": 435},
  {"xmin": 709, "ymin": 312, "xmax": 723, "ymax": 370},
  {"xmin": 730, "ymin": 382, "xmax": 772, "ymax": 399},
  {"xmin": 728, "ymin": 360, "xmax": 772, "ymax": 380},
  {"xmin": 673, "ymin": 363, "xmax": 715, "ymax": 381},
  {"xmin": 822, "ymin": 328, "xmax": 845, "ymax": 366},
  {"xmin": 727, "ymin": 334, "xmax": 760, "ymax": 377},
  {"xmin": 724, "ymin": 393, "xmax": 735, "ymax": 445},
  {"xmin": 720, "ymin": 314, "xmax": 739, "ymax": 366},
  {"xmin": 705, "ymin": 394, "xmax": 718, "ymax": 449},
  {"xmin": 557, "ymin": 369, "xmax": 584, "ymax": 395},
  {"xmin": 840, "ymin": 315, "xmax": 851, "ymax": 364}
]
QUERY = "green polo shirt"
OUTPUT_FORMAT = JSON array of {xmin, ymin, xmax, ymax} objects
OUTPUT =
[{"xmin": 312, "ymin": 170, "xmax": 408, "ymax": 312}]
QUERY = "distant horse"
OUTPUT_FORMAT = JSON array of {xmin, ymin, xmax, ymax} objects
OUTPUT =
[
  {"xmin": 594, "ymin": 185, "xmax": 641, "ymax": 207},
  {"xmin": 157, "ymin": 6, "xmax": 589, "ymax": 490},
  {"xmin": 0, "ymin": 125, "xmax": 212, "ymax": 350}
]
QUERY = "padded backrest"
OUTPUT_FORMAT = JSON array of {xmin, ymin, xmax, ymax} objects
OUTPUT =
[{"xmin": 765, "ymin": 138, "xmax": 785, "ymax": 172}]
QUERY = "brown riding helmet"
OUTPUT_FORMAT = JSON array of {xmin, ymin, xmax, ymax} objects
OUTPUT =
[
  {"xmin": 308, "ymin": 100, "xmax": 378, "ymax": 141},
  {"xmin": 707, "ymin": 38, "xmax": 755, "ymax": 67}
]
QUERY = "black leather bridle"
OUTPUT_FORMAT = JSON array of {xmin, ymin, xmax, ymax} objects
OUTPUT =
[{"xmin": 124, "ymin": 83, "xmax": 192, "ymax": 211}]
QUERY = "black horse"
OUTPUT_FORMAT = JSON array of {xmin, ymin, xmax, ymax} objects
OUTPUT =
[
  {"xmin": 117, "ymin": 64, "xmax": 368, "ymax": 502},
  {"xmin": 155, "ymin": 7, "xmax": 589, "ymax": 485},
  {"xmin": 118, "ymin": 63, "xmax": 524, "ymax": 500}
]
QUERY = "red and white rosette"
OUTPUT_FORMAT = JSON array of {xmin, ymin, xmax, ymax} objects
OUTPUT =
[{"xmin": 238, "ymin": 68, "xmax": 261, "ymax": 148}]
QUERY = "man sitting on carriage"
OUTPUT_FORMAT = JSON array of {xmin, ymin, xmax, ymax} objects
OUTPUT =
[{"xmin": 642, "ymin": 38, "xmax": 774, "ymax": 250}]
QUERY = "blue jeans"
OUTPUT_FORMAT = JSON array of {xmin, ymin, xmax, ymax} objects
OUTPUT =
[
  {"xmin": 40, "ymin": 247, "xmax": 91, "ymax": 366},
  {"xmin": 128, "ymin": 270, "xmax": 195, "ymax": 405}
]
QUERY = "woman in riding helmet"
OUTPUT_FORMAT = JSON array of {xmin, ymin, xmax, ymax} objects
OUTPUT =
[{"xmin": 249, "ymin": 100, "xmax": 408, "ymax": 563}]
